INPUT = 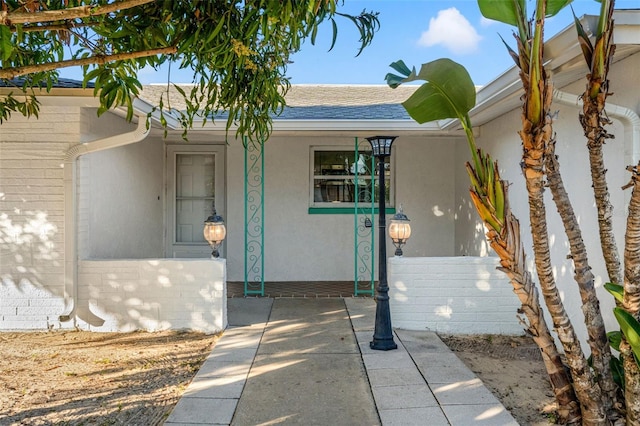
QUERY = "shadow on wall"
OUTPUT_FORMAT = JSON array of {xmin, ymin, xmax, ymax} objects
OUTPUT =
[
  {"xmin": 77, "ymin": 259, "xmax": 227, "ymax": 333},
  {"xmin": 389, "ymin": 256, "xmax": 522, "ymax": 335},
  {"xmin": 1, "ymin": 210, "xmax": 60, "ymax": 278},
  {"xmin": 0, "ymin": 211, "xmax": 226, "ymax": 332},
  {"xmin": 0, "ymin": 210, "xmax": 69, "ymax": 329},
  {"xmin": 455, "ymin": 196, "xmax": 490, "ymax": 256}
]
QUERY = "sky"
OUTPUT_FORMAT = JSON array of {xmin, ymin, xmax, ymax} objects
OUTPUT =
[{"xmin": 60, "ymin": 0, "xmax": 638, "ymax": 86}]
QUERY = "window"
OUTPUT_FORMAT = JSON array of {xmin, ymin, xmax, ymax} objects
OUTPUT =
[
  {"xmin": 175, "ymin": 153, "xmax": 215, "ymax": 243},
  {"xmin": 166, "ymin": 145, "xmax": 225, "ymax": 258},
  {"xmin": 310, "ymin": 147, "xmax": 393, "ymax": 208}
]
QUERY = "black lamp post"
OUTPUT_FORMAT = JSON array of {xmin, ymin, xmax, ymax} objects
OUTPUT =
[{"xmin": 366, "ymin": 136, "xmax": 398, "ymax": 351}]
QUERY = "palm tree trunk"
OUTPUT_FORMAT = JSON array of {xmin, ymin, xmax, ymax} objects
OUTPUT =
[
  {"xmin": 580, "ymin": 102, "xmax": 623, "ymax": 287},
  {"xmin": 623, "ymin": 164, "xmax": 640, "ymax": 314},
  {"xmin": 621, "ymin": 340, "xmax": 640, "ymax": 424},
  {"xmin": 578, "ymin": 0, "xmax": 622, "ymax": 287},
  {"xmin": 471, "ymin": 173, "xmax": 581, "ymax": 423},
  {"xmin": 520, "ymin": 112, "xmax": 607, "ymax": 425},
  {"xmin": 622, "ymin": 163, "xmax": 640, "ymax": 423},
  {"xmin": 490, "ymin": 211, "xmax": 582, "ymax": 424},
  {"xmin": 545, "ymin": 138, "xmax": 621, "ymax": 420}
]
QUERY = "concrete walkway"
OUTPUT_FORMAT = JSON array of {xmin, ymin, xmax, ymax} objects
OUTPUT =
[{"xmin": 164, "ymin": 298, "xmax": 518, "ymax": 426}]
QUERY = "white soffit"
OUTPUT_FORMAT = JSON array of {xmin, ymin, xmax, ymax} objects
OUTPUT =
[{"xmin": 449, "ymin": 10, "xmax": 640, "ymax": 130}]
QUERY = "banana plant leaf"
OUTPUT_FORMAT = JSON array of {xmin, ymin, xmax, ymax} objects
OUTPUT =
[
  {"xmin": 385, "ymin": 58, "xmax": 475, "ymax": 124},
  {"xmin": 477, "ymin": 0, "xmax": 572, "ymax": 26},
  {"xmin": 614, "ymin": 307, "xmax": 640, "ymax": 365},
  {"xmin": 477, "ymin": 0, "xmax": 526, "ymax": 26},
  {"xmin": 605, "ymin": 282, "xmax": 624, "ymax": 304}
]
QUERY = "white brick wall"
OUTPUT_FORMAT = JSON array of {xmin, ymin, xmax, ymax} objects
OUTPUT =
[
  {"xmin": 388, "ymin": 256, "xmax": 523, "ymax": 334},
  {"xmin": 1, "ymin": 108, "xmax": 227, "ymax": 333},
  {"xmin": 76, "ymin": 259, "xmax": 227, "ymax": 333},
  {"xmin": 0, "ymin": 107, "xmax": 81, "ymax": 330}
]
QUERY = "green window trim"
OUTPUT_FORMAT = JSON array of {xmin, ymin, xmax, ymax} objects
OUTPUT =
[{"xmin": 308, "ymin": 207, "xmax": 396, "ymax": 215}]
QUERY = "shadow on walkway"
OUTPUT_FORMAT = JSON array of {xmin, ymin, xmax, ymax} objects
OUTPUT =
[{"xmin": 165, "ymin": 297, "xmax": 517, "ymax": 426}]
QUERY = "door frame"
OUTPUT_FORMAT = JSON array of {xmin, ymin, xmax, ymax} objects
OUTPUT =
[{"xmin": 166, "ymin": 144, "xmax": 226, "ymax": 258}]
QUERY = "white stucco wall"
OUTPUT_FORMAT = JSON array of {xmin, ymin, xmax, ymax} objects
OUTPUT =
[
  {"xmin": 453, "ymin": 53, "xmax": 640, "ymax": 349},
  {"xmin": 389, "ymin": 256, "xmax": 522, "ymax": 334},
  {"xmin": 78, "ymin": 111, "xmax": 164, "ymax": 259},
  {"xmin": 224, "ymin": 134, "xmax": 458, "ymax": 282},
  {"xmin": 77, "ymin": 259, "xmax": 227, "ymax": 333},
  {"xmin": 454, "ymin": 136, "xmax": 489, "ymax": 257},
  {"xmin": 77, "ymin": 128, "xmax": 461, "ymax": 283}
]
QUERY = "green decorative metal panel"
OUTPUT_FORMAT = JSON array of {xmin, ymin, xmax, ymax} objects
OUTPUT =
[
  {"xmin": 308, "ymin": 207, "xmax": 395, "ymax": 215},
  {"xmin": 354, "ymin": 137, "xmax": 375, "ymax": 296},
  {"xmin": 244, "ymin": 138, "xmax": 265, "ymax": 296}
]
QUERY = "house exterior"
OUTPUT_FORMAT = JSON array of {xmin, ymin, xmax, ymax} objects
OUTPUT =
[{"xmin": 1, "ymin": 11, "xmax": 639, "ymax": 345}]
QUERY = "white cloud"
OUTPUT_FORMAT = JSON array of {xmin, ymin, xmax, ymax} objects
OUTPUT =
[{"xmin": 417, "ymin": 8, "xmax": 482, "ymax": 55}]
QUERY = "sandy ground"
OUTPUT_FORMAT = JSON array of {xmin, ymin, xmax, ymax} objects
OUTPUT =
[
  {"xmin": 0, "ymin": 330, "xmax": 220, "ymax": 425},
  {"xmin": 0, "ymin": 330, "xmax": 556, "ymax": 425},
  {"xmin": 440, "ymin": 333, "xmax": 557, "ymax": 425}
]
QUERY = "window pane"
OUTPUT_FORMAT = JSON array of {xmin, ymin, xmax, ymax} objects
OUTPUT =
[
  {"xmin": 176, "ymin": 154, "xmax": 215, "ymax": 197},
  {"xmin": 176, "ymin": 199, "xmax": 209, "ymax": 242},
  {"xmin": 314, "ymin": 151, "xmax": 351, "ymax": 175},
  {"xmin": 312, "ymin": 149, "xmax": 391, "ymax": 205},
  {"xmin": 175, "ymin": 154, "xmax": 215, "ymax": 243}
]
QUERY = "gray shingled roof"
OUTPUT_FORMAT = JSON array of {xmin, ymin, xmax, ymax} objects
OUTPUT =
[
  {"xmin": 138, "ymin": 84, "xmax": 418, "ymax": 121},
  {"xmin": 0, "ymin": 78, "xmax": 94, "ymax": 88},
  {"xmin": 0, "ymin": 79, "xmax": 417, "ymax": 120},
  {"xmin": 276, "ymin": 104, "xmax": 411, "ymax": 120}
]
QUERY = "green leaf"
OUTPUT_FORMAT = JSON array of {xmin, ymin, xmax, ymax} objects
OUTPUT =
[
  {"xmin": 477, "ymin": 0, "xmax": 525, "ymax": 27},
  {"xmin": 605, "ymin": 282, "xmax": 624, "ymax": 303},
  {"xmin": 386, "ymin": 58, "xmax": 476, "ymax": 124},
  {"xmin": 547, "ymin": 0, "xmax": 573, "ymax": 18},
  {"xmin": 607, "ymin": 330, "xmax": 622, "ymax": 351},
  {"xmin": 614, "ymin": 307, "xmax": 640, "ymax": 363},
  {"xmin": 329, "ymin": 18, "xmax": 338, "ymax": 52},
  {"xmin": 388, "ymin": 60, "xmax": 413, "ymax": 79},
  {"xmin": 572, "ymin": 6, "xmax": 594, "ymax": 65},
  {"xmin": 610, "ymin": 355, "xmax": 624, "ymax": 390},
  {"xmin": 0, "ymin": 25, "xmax": 13, "ymax": 62},
  {"xmin": 478, "ymin": 0, "xmax": 570, "ymax": 24},
  {"xmin": 499, "ymin": 34, "xmax": 521, "ymax": 67},
  {"xmin": 173, "ymin": 83, "xmax": 187, "ymax": 99}
]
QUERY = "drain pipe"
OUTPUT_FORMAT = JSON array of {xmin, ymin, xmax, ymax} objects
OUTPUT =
[
  {"xmin": 553, "ymin": 89, "xmax": 640, "ymax": 166},
  {"xmin": 59, "ymin": 113, "xmax": 150, "ymax": 322},
  {"xmin": 553, "ymin": 88, "xmax": 640, "ymax": 216}
]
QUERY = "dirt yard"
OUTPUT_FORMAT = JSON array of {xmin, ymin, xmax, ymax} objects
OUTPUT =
[
  {"xmin": 0, "ymin": 330, "xmax": 220, "ymax": 425},
  {"xmin": 0, "ymin": 330, "xmax": 556, "ymax": 425},
  {"xmin": 440, "ymin": 333, "xmax": 557, "ymax": 425}
]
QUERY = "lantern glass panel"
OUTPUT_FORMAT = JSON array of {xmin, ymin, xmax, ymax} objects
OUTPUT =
[
  {"xmin": 204, "ymin": 222, "xmax": 226, "ymax": 244},
  {"xmin": 389, "ymin": 221, "xmax": 411, "ymax": 242}
]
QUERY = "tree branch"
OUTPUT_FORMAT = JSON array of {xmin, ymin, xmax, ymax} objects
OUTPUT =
[
  {"xmin": 0, "ymin": 0, "xmax": 155, "ymax": 26},
  {"xmin": 11, "ymin": 21, "xmax": 94, "ymax": 33},
  {"xmin": 0, "ymin": 46, "xmax": 176, "ymax": 79}
]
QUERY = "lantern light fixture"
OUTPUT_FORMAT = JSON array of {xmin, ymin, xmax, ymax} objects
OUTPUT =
[
  {"xmin": 203, "ymin": 208, "xmax": 226, "ymax": 258},
  {"xmin": 389, "ymin": 205, "xmax": 411, "ymax": 257},
  {"xmin": 366, "ymin": 135, "xmax": 396, "ymax": 157}
]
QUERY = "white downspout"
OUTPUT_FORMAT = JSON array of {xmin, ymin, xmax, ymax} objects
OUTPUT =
[
  {"xmin": 553, "ymin": 88, "xmax": 640, "ymax": 217},
  {"xmin": 553, "ymin": 89, "xmax": 640, "ymax": 166},
  {"xmin": 59, "ymin": 114, "xmax": 150, "ymax": 322}
]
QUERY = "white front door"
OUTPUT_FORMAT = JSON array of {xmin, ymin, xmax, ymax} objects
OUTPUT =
[{"xmin": 166, "ymin": 145, "xmax": 225, "ymax": 258}]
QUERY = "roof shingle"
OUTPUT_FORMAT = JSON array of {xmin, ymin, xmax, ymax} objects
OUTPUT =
[{"xmin": 138, "ymin": 84, "xmax": 417, "ymax": 121}]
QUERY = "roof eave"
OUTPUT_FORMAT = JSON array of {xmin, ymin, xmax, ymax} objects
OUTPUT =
[
  {"xmin": 139, "ymin": 112, "xmax": 459, "ymax": 135},
  {"xmin": 444, "ymin": 10, "xmax": 640, "ymax": 130}
]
